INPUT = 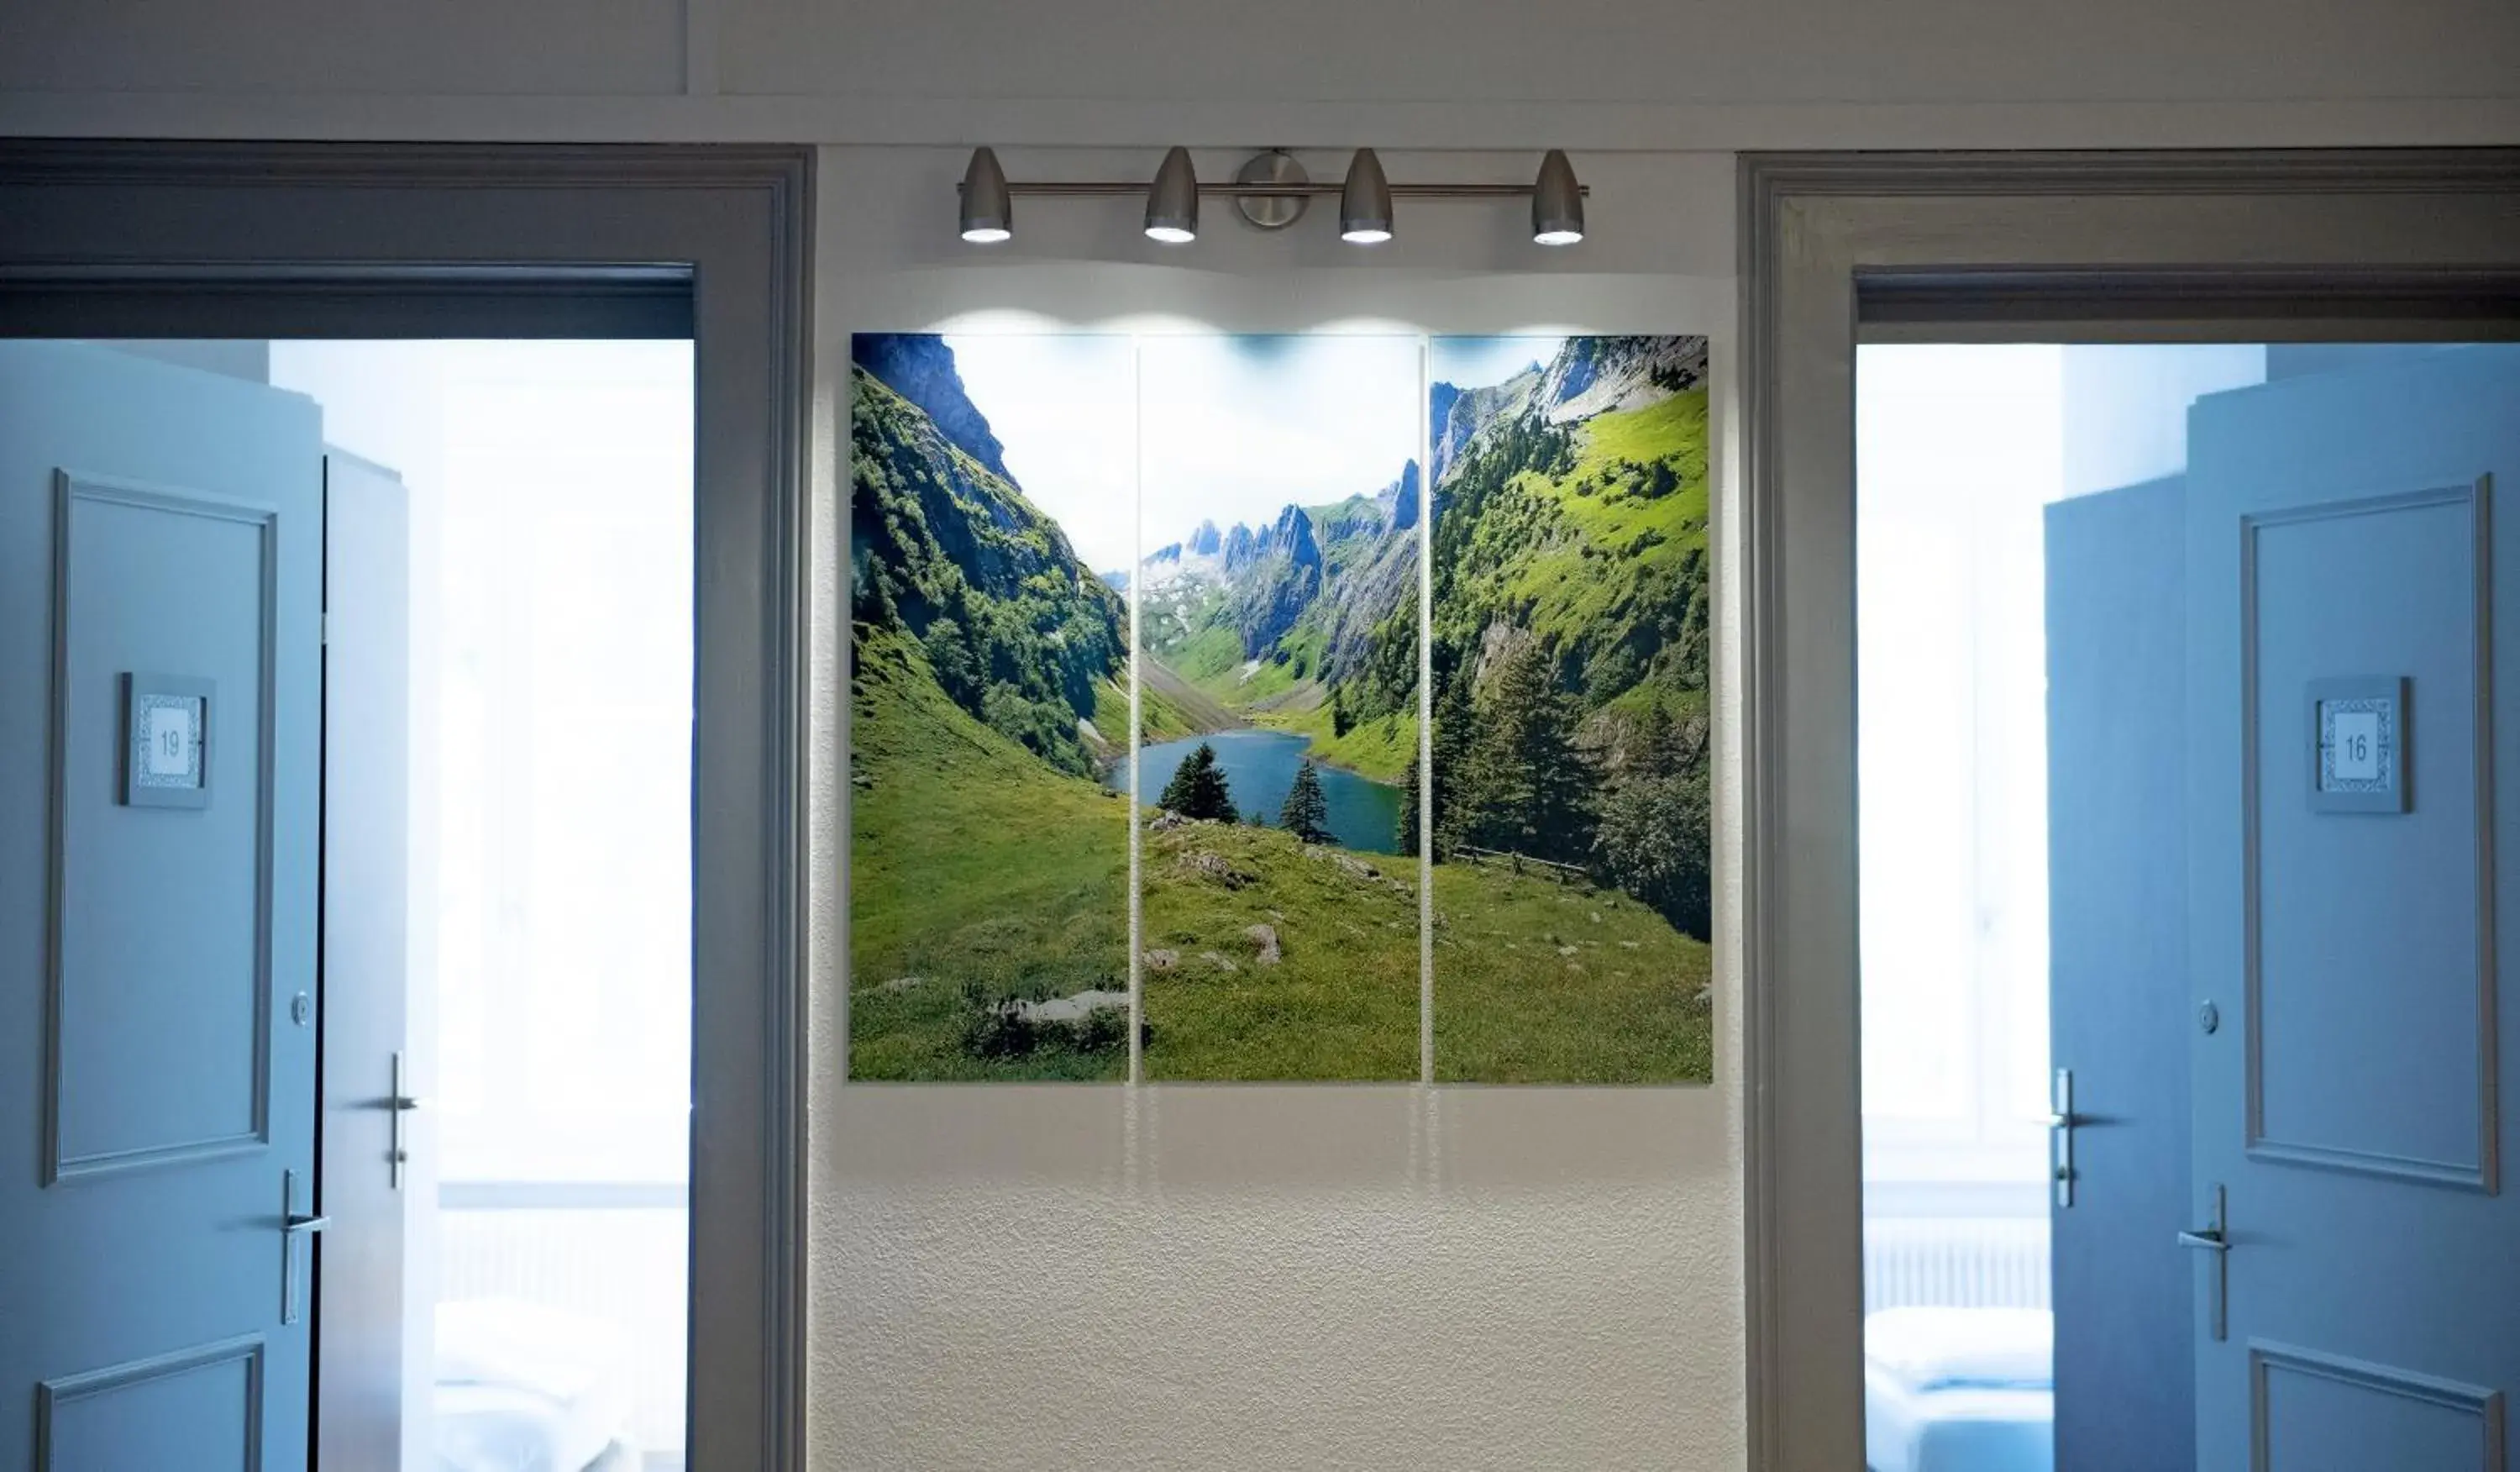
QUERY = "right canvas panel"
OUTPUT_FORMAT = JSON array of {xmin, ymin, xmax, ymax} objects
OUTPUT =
[{"xmin": 1427, "ymin": 335, "xmax": 1716, "ymax": 1082}]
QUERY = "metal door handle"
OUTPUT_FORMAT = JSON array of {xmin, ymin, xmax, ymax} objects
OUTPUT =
[
  {"xmin": 2048, "ymin": 1069, "xmax": 2076, "ymax": 1207},
  {"xmin": 389, "ymin": 1050, "xmax": 422, "ymax": 1190},
  {"xmin": 2182, "ymin": 1184, "xmax": 2229, "ymax": 1341},
  {"xmin": 281, "ymin": 1170, "xmax": 324, "ymax": 1327}
]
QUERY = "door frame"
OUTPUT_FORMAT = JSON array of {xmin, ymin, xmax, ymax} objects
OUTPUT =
[
  {"xmin": 1736, "ymin": 147, "xmax": 2520, "ymax": 1471},
  {"xmin": 0, "ymin": 141, "xmax": 813, "ymax": 1470}
]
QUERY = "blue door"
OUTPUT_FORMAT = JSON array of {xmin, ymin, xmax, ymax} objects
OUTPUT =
[
  {"xmin": 2186, "ymin": 347, "xmax": 2520, "ymax": 1469},
  {"xmin": 2046, "ymin": 475, "xmax": 2195, "ymax": 1472},
  {"xmin": 0, "ymin": 343, "xmax": 323, "ymax": 1470}
]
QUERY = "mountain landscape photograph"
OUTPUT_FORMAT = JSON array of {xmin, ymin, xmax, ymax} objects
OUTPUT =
[
  {"xmin": 1426, "ymin": 335, "xmax": 1714, "ymax": 1080},
  {"xmin": 1131, "ymin": 334, "xmax": 1425, "ymax": 1077},
  {"xmin": 847, "ymin": 330, "xmax": 1712, "ymax": 1083}
]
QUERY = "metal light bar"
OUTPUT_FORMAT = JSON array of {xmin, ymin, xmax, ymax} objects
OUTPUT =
[
  {"xmin": 954, "ymin": 148, "xmax": 1591, "ymax": 246},
  {"xmin": 974, "ymin": 181, "xmax": 1588, "ymax": 199}
]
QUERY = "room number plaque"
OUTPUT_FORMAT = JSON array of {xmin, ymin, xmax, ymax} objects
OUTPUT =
[
  {"xmin": 2307, "ymin": 676, "xmax": 2407, "ymax": 814},
  {"xmin": 122, "ymin": 672, "xmax": 213, "ymax": 809}
]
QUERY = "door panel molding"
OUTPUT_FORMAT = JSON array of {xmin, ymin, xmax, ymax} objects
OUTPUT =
[
  {"xmin": 1739, "ymin": 148, "xmax": 2520, "ymax": 1470},
  {"xmin": 45, "ymin": 471, "xmax": 281, "ymax": 1185},
  {"xmin": 0, "ymin": 140, "xmax": 813, "ymax": 1470},
  {"xmin": 2249, "ymin": 1339, "xmax": 2506, "ymax": 1472},
  {"xmin": 35, "ymin": 1333, "xmax": 268, "ymax": 1472},
  {"xmin": 2236, "ymin": 479, "xmax": 2499, "ymax": 1193}
]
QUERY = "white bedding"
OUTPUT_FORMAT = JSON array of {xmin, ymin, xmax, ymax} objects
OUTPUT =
[
  {"xmin": 1864, "ymin": 1308, "xmax": 2054, "ymax": 1472},
  {"xmin": 435, "ymin": 1298, "xmax": 636, "ymax": 1472}
]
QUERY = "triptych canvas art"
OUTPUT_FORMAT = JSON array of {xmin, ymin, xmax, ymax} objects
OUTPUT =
[{"xmin": 848, "ymin": 330, "xmax": 1714, "ymax": 1083}]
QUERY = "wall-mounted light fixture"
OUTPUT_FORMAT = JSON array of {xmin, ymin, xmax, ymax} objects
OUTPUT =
[
  {"xmin": 1530, "ymin": 149, "xmax": 1585, "ymax": 247},
  {"xmin": 1142, "ymin": 146, "xmax": 1201, "ymax": 244},
  {"xmin": 953, "ymin": 147, "xmax": 1588, "ymax": 249},
  {"xmin": 1338, "ymin": 149, "xmax": 1394, "ymax": 245},
  {"xmin": 958, "ymin": 146, "xmax": 1013, "ymax": 243}
]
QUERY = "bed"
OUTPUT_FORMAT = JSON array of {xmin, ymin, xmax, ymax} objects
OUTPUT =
[
  {"xmin": 434, "ymin": 1298, "xmax": 643, "ymax": 1472},
  {"xmin": 1863, "ymin": 1306, "xmax": 2055, "ymax": 1472}
]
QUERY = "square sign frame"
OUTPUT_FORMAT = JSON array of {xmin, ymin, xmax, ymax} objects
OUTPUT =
[
  {"xmin": 2306, "ymin": 675, "xmax": 2408, "ymax": 814},
  {"xmin": 122, "ymin": 671, "xmax": 214, "ymax": 810}
]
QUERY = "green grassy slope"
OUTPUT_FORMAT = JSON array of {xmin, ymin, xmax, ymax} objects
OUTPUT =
[
  {"xmin": 1139, "ymin": 819, "xmax": 1420, "ymax": 1080},
  {"xmin": 1140, "ymin": 656, "xmax": 1239, "ymax": 739},
  {"xmin": 1138, "ymin": 814, "xmax": 1710, "ymax": 1081},
  {"xmin": 849, "ymin": 626, "xmax": 1709, "ymax": 1083},
  {"xmin": 1432, "ymin": 390, "xmax": 1710, "ymax": 699},
  {"xmin": 848, "ymin": 630, "xmax": 1131, "ymax": 1080},
  {"xmin": 1252, "ymin": 702, "xmax": 1417, "ymax": 783},
  {"xmin": 1431, "ymin": 860, "xmax": 1713, "ymax": 1082}
]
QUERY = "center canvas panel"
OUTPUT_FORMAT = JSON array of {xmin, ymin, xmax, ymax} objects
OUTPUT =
[{"xmin": 1134, "ymin": 334, "xmax": 1425, "ymax": 1080}]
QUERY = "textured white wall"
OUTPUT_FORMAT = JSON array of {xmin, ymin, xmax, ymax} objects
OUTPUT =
[{"xmin": 809, "ymin": 146, "xmax": 1745, "ymax": 1470}]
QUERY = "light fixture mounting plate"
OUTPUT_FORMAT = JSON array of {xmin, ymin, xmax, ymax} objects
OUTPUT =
[{"xmin": 1234, "ymin": 150, "xmax": 1310, "ymax": 231}]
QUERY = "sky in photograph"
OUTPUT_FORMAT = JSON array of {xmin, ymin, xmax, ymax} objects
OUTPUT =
[
  {"xmin": 1430, "ymin": 334, "xmax": 1566, "ymax": 392},
  {"xmin": 936, "ymin": 334, "xmax": 1574, "ymax": 575},
  {"xmin": 1137, "ymin": 334, "xmax": 1423, "ymax": 559},
  {"xmin": 942, "ymin": 334, "xmax": 1138, "ymax": 575}
]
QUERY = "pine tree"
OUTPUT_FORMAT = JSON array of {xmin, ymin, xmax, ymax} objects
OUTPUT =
[
  {"xmin": 852, "ymin": 564, "xmax": 898, "ymax": 628},
  {"xmin": 1157, "ymin": 742, "xmax": 1237, "ymax": 823},
  {"xmin": 1427, "ymin": 671, "xmax": 1479, "ymax": 860},
  {"xmin": 1279, "ymin": 760, "xmax": 1332, "ymax": 844},
  {"xmin": 1394, "ymin": 752, "xmax": 1422, "ymax": 855},
  {"xmin": 1461, "ymin": 639, "xmax": 1594, "ymax": 864}
]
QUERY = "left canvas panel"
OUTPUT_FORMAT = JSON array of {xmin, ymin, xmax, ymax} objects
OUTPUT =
[{"xmin": 848, "ymin": 334, "xmax": 1137, "ymax": 1080}]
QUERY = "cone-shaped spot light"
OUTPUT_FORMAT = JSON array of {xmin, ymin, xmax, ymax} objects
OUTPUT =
[
  {"xmin": 1339, "ymin": 148, "xmax": 1394, "ymax": 244},
  {"xmin": 958, "ymin": 146, "xmax": 1013, "ymax": 244},
  {"xmin": 1531, "ymin": 149, "xmax": 1584, "ymax": 246},
  {"xmin": 1144, "ymin": 146, "xmax": 1200, "ymax": 244}
]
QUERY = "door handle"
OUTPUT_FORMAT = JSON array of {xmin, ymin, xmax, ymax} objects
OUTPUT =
[
  {"xmin": 2048, "ymin": 1068, "xmax": 2076, "ymax": 1207},
  {"xmin": 389, "ymin": 1050, "xmax": 423, "ymax": 1190},
  {"xmin": 280, "ymin": 1169, "xmax": 327, "ymax": 1327},
  {"xmin": 2180, "ymin": 1183, "xmax": 2229, "ymax": 1341}
]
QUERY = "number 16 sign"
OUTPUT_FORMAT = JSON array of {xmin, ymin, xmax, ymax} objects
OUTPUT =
[{"xmin": 2307, "ymin": 676, "xmax": 2409, "ymax": 815}]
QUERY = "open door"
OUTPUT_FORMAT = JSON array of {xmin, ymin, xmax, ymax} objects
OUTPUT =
[
  {"xmin": 2186, "ymin": 346, "xmax": 2520, "ymax": 1467},
  {"xmin": 0, "ymin": 342, "xmax": 324, "ymax": 1468},
  {"xmin": 318, "ymin": 445, "xmax": 424, "ymax": 1471},
  {"xmin": 2045, "ymin": 474, "xmax": 2197, "ymax": 1472}
]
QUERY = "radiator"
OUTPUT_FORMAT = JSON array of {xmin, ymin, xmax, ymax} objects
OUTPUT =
[
  {"xmin": 438, "ymin": 1206, "xmax": 690, "ymax": 1456},
  {"xmin": 1863, "ymin": 1216, "xmax": 2051, "ymax": 1313}
]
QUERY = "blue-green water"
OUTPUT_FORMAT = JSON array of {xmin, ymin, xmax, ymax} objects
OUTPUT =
[{"xmin": 1116, "ymin": 728, "xmax": 1405, "ymax": 854}]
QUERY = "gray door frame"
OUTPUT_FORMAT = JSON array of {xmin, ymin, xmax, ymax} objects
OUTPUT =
[
  {"xmin": 0, "ymin": 141, "xmax": 813, "ymax": 1471},
  {"xmin": 1736, "ymin": 148, "xmax": 2520, "ymax": 1471}
]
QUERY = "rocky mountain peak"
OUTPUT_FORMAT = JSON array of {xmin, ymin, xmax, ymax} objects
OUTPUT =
[
  {"xmin": 852, "ymin": 334, "xmax": 1013, "ymax": 484},
  {"xmin": 1380, "ymin": 460, "xmax": 1421, "ymax": 532},
  {"xmin": 1188, "ymin": 519, "xmax": 1222, "ymax": 556},
  {"xmin": 1268, "ymin": 504, "xmax": 1321, "ymax": 571},
  {"xmin": 1537, "ymin": 335, "xmax": 1709, "ymax": 424}
]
